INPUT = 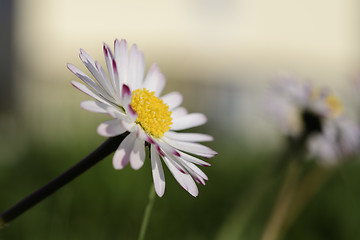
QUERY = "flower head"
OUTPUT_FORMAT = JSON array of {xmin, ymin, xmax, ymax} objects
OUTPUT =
[
  {"xmin": 268, "ymin": 78, "xmax": 342, "ymax": 139},
  {"xmin": 68, "ymin": 39, "xmax": 216, "ymax": 197},
  {"xmin": 267, "ymin": 77, "xmax": 359, "ymax": 166},
  {"xmin": 308, "ymin": 114, "xmax": 360, "ymax": 166}
]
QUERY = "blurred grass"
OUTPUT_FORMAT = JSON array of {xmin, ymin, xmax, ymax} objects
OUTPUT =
[
  {"xmin": 2, "ymin": 127, "xmax": 360, "ymax": 240},
  {"xmin": 1, "ymin": 81, "xmax": 360, "ymax": 239}
]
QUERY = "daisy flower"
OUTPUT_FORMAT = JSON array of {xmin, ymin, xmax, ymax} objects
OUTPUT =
[
  {"xmin": 67, "ymin": 39, "xmax": 216, "ymax": 197},
  {"xmin": 308, "ymin": 113, "xmax": 360, "ymax": 166},
  {"xmin": 267, "ymin": 77, "xmax": 360, "ymax": 165},
  {"xmin": 267, "ymin": 77, "xmax": 342, "ymax": 139}
]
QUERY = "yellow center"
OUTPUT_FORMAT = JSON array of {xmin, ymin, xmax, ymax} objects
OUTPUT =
[
  {"xmin": 325, "ymin": 95, "xmax": 343, "ymax": 118},
  {"xmin": 130, "ymin": 88, "xmax": 172, "ymax": 138}
]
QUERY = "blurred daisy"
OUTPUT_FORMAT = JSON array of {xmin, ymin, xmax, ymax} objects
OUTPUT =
[
  {"xmin": 68, "ymin": 39, "xmax": 216, "ymax": 197},
  {"xmin": 267, "ymin": 77, "xmax": 359, "ymax": 165},
  {"xmin": 268, "ymin": 77, "xmax": 342, "ymax": 139},
  {"xmin": 308, "ymin": 115, "xmax": 360, "ymax": 166}
]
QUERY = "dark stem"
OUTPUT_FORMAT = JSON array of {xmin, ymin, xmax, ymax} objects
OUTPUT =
[{"xmin": 0, "ymin": 132, "xmax": 129, "ymax": 228}]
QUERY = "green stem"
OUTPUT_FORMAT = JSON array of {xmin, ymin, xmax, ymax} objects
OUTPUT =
[
  {"xmin": 0, "ymin": 217, "xmax": 4, "ymax": 229},
  {"xmin": 138, "ymin": 184, "xmax": 156, "ymax": 240},
  {"xmin": 283, "ymin": 166, "xmax": 333, "ymax": 231},
  {"xmin": 261, "ymin": 159, "xmax": 302, "ymax": 240}
]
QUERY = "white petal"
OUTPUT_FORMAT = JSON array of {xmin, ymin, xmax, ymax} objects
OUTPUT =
[
  {"xmin": 161, "ymin": 92, "xmax": 183, "ymax": 110},
  {"xmin": 171, "ymin": 107, "xmax": 188, "ymax": 118},
  {"xmin": 80, "ymin": 100, "xmax": 109, "ymax": 113},
  {"xmin": 182, "ymin": 160, "xmax": 208, "ymax": 181},
  {"xmin": 164, "ymin": 137, "xmax": 217, "ymax": 158},
  {"xmin": 171, "ymin": 113, "xmax": 207, "ymax": 130},
  {"xmin": 71, "ymin": 81, "xmax": 108, "ymax": 105},
  {"xmin": 121, "ymin": 84, "xmax": 132, "ymax": 104},
  {"xmin": 143, "ymin": 64, "xmax": 166, "ymax": 96},
  {"xmin": 153, "ymin": 139, "xmax": 180, "ymax": 157},
  {"xmin": 165, "ymin": 131, "xmax": 213, "ymax": 142},
  {"xmin": 162, "ymin": 157, "xmax": 198, "ymax": 197},
  {"xmin": 103, "ymin": 43, "xmax": 116, "ymax": 89},
  {"xmin": 97, "ymin": 119, "xmax": 126, "ymax": 137},
  {"xmin": 95, "ymin": 61, "xmax": 120, "ymax": 103},
  {"xmin": 113, "ymin": 132, "xmax": 136, "ymax": 169},
  {"xmin": 128, "ymin": 44, "xmax": 145, "ymax": 90},
  {"xmin": 151, "ymin": 146, "xmax": 166, "ymax": 197},
  {"xmin": 167, "ymin": 151, "xmax": 208, "ymax": 185},
  {"xmin": 79, "ymin": 49, "xmax": 116, "ymax": 96},
  {"xmin": 179, "ymin": 151, "xmax": 211, "ymax": 167},
  {"xmin": 106, "ymin": 107, "xmax": 127, "ymax": 120},
  {"xmin": 136, "ymin": 127, "xmax": 148, "ymax": 141},
  {"xmin": 130, "ymin": 138, "xmax": 146, "ymax": 170},
  {"xmin": 119, "ymin": 84, "xmax": 137, "ymax": 121},
  {"xmin": 114, "ymin": 39, "xmax": 129, "ymax": 89},
  {"xmin": 68, "ymin": 64, "xmax": 113, "ymax": 101},
  {"xmin": 120, "ymin": 120, "xmax": 137, "ymax": 132},
  {"xmin": 164, "ymin": 150, "xmax": 188, "ymax": 174}
]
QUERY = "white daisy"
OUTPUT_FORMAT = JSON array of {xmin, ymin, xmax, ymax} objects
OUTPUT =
[
  {"xmin": 308, "ymin": 116, "xmax": 360, "ymax": 166},
  {"xmin": 267, "ymin": 77, "xmax": 359, "ymax": 165},
  {"xmin": 68, "ymin": 39, "xmax": 216, "ymax": 197},
  {"xmin": 267, "ymin": 77, "xmax": 342, "ymax": 139}
]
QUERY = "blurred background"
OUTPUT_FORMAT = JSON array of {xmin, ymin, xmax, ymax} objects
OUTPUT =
[{"xmin": 0, "ymin": 0, "xmax": 360, "ymax": 239}]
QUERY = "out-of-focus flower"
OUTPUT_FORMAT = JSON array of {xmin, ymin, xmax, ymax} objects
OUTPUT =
[
  {"xmin": 308, "ymin": 116, "xmax": 360, "ymax": 166},
  {"xmin": 267, "ymin": 77, "xmax": 359, "ymax": 165},
  {"xmin": 68, "ymin": 39, "xmax": 216, "ymax": 197}
]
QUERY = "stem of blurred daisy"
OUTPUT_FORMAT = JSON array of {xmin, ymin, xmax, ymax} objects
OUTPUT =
[
  {"xmin": 282, "ymin": 165, "xmax": 335, "ymax": 235},
  {"xmin": 261, "ymin": 158, "xmax": 302, "ymax": 240},
  {"xmin": 0, "ymin": 132, "xmax": 129, "ymax": 228},
  {"xmin": 261, "ymin": 157, "xmax": 335, "ymax": 240},
  {"xmin": 215, "ymin": 146, "xmax": 295, "ymax": 240}
]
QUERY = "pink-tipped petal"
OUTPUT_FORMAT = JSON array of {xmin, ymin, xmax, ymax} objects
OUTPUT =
[
  {"xmin": 151, "ymin": 147, "xmax": 166, "ymax": 197},
  {"xmin": 179, "ymin": 151, "xmax": 211, "ymax": 167},
  {"xmin": 171, "ymin": 113, "xmax": 207, "ymax": 130},
  {"xmin": 97, "ymin": 119, "xmax": 126, "ymax": 137},
  {"xmin": 71, "ymin": 81, "xmax": 107, "ymax": 104},
  {"xmin": 130, "ymin": 138, "xmax": 146, "ymax": 170},
  {"xmin": 182, "ymin": 160, "xmax": 208, "ymax": 181},
  {"xmin": 164, "ymin": 137, "xmax": 217, "ymax": 158},
  {"xmin": 112, "ymin": 59, "xmax": 120, "ymax": 93},
  {"xmin": 103, "ymin": 43, "xmax": 117, "ymax": 91},
  {"xmin": 80, "ymin": 100, "xmax": 109, "ymax": 113},
  {"xmin": 114, "ymin": 39, "xmax": 129, "ymax": 87},
  {"xmin": 68, "ymin": 63, "xmax": 113, "ymax": 101},
  {"xmin": 126, "ymin": 104, "xmax": 137, "ymax": 122},
  {"xmin": 162, "ymin": 157, "xmax": 198, "ymax": 197},
  {"xmin": 79, "ymin": 49, "xmax": 116, "ymax": 96},
  {"xmin": 113, "ymin": 132, "xmax": 136, "ymax": 169},
  {"xmin": 121, "ymin": 84, "xmax": 132, "ymax": 102}
]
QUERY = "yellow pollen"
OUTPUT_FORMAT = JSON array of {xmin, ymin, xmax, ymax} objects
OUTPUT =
[
  {"xmin": 130, "ymin": 88, "xmax": 172, "ymax": 137},
  {"xmin": 325, "ymin": 95, "xmax": 343, "ymax": 117}
]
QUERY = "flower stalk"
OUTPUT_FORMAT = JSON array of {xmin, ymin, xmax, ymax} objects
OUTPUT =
[
  {"xmin": 283, "ymin": 165, "xmax": 334, "ymax": 231},
  {"xmin": 0, "ymin": 132, "xmax": 129, "ymax": 228},
  {"xmin": 261, "ymin": 158, "xmax": 302, "ymax": 240},
  {"xmin": 138, "ymin": 184, "xmax": 156, "ymax": 240}
]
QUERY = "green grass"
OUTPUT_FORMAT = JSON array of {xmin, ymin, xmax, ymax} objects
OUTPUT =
[{"xmin": 1, "ymin": 120, "xmax": 360, "ymax": 240}]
